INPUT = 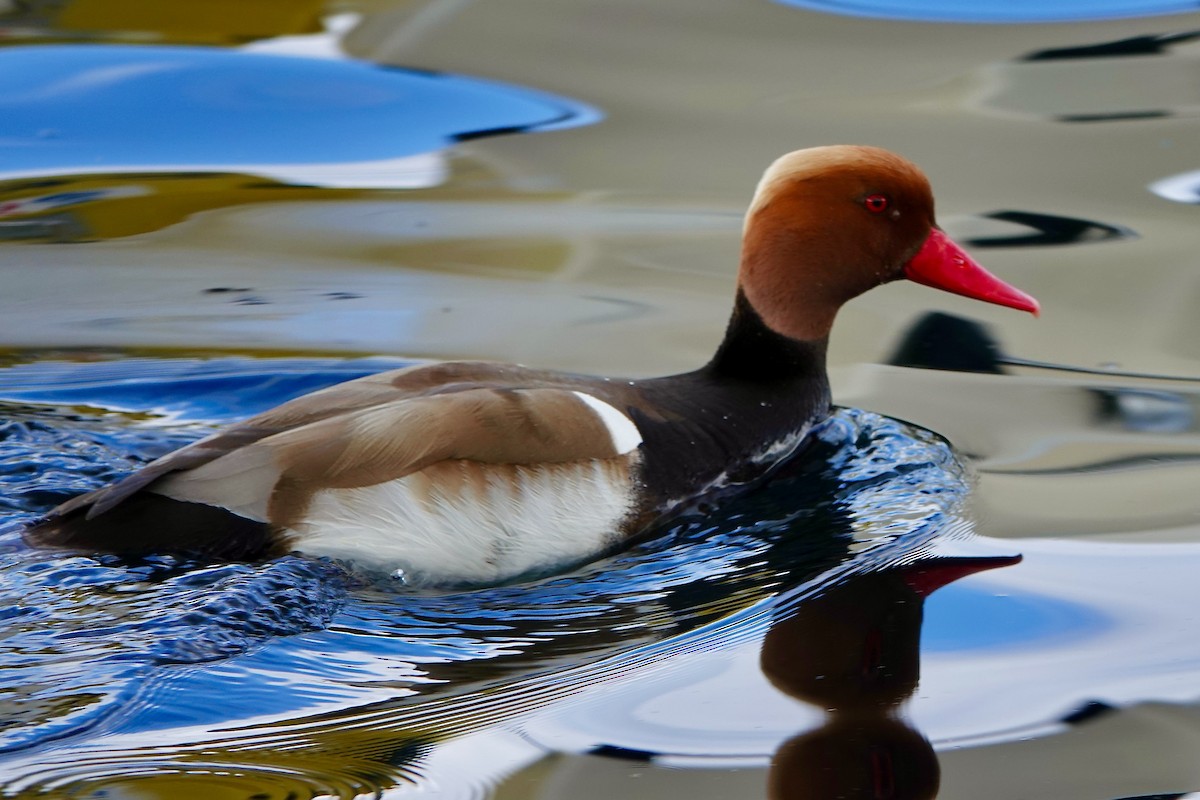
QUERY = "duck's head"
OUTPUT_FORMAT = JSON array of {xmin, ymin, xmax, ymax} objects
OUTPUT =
[{"xmin": 739, "ymin": 145, "xmax": 1039, "ymax": 341}]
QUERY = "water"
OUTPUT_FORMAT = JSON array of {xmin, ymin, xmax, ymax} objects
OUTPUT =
[
  {"xmin": 0, "ymin": 44, "xmax": 598, "ymax": 189},
  {"xmin": 1, "ymin": 358, "xmax": 982, "ymax": 795},
  {"xmin": 2, "ymin": 1, "xmax": 1200, "ymax": 798}
]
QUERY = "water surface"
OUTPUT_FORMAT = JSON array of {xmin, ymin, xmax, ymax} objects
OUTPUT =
[{"xmin": 2, "ymin": 1, "xmax": 1200, "ymax": 798}]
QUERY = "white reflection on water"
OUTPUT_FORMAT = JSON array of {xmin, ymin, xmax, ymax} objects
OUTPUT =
[{"xmin": 1150, "ymin": 169, "xmax": 1200, "ymax": 204}]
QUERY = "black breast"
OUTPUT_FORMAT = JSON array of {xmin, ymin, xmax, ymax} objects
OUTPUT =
[{"xmin": 622, "ymin": 293, "xmax": 832, "ymax": 516}]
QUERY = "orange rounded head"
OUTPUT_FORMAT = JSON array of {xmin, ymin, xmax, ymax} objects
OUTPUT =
[{"xmin": 739, "ymin": 145, "xmax": 1038, "ymax": 342}]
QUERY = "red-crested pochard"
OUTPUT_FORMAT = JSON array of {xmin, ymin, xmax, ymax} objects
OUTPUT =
[{"xmin": 25, "ymin": 146, "xmax": 1038, "ymax": 585}]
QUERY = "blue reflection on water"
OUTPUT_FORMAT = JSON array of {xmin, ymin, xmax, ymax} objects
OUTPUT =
[
  {"xmin": 773, "ymin": 0, "xmax": 1197, "ymax": 22},
  {"xmin": 0, "ymin": 356, "xmax": 409, "ymax": 421},
  {"xmin": 923, "ymin": 582, "xmax": 1109, "ymax": 652},
  {"xmin": 0, "ymin": 45, "xmax": 600, "ymax": 185}
]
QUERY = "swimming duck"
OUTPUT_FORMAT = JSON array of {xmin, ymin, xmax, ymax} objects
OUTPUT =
[{"xmin": 25, "ymin": 145, "xmax": 1038, "ymax": 585}]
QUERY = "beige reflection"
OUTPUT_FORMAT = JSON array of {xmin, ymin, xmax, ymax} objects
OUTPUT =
[
  {"xmin": 762, "ymin": 555, "xmax": 1020, "ymax": 800},
  {"xmin": 8, "ymin": 0, "xmax": 1200, "ymax": 386},
  {"xmin": 0, "ymin": 155, "xmax": 740, "ymax": 374},
  {"xmin": 837, "ymin": 364, "xmax": 1200, "ymax": 540},
  {"xmin": 971, "ymin": 37, "xmax": 1200, "ymax": 122}
]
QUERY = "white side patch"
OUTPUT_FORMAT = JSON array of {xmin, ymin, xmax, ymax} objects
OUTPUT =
[
  {"xmin": 292, "ymin": 458, "xmax": 636, "ymax": 586},
  {"xmin": 571, "ymin": 391, "xmax": 642, "ymax": 454}
]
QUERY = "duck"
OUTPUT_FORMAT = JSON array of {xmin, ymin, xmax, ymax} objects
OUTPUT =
[{"xmin": 24, "ymin": 145, "xmax": 1038, "ymax": 586}]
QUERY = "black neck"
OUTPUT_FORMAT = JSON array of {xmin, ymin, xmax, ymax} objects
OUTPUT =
[{"xmin": 705, "ymin": 291, "xmax": 828, "ymax": 383}]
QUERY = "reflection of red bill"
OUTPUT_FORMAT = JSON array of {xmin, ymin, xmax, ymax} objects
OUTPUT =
[
  {"xmin": 905, "ymin": 228, "xmax": 1040, "ymax": 316},
  {"xmin": 904, "ymin": 554, "xmax": 1024, "ymax": 597},
  {"xmin": 0, "ymin": 185, "xmax": 150, "ymax": 219}
]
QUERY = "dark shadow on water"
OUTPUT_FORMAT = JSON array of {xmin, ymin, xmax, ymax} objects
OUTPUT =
[
  {"xmin": 888, "ymin": 311, "xmax": 1200, "ymax": 387},
  {"xmin": 1023, "ymin": 31, "xmax": 1200, "ymax": 60},
  {"xmin": 964, "ymin": 211, "xmax": 1136, "ymax": 249}
]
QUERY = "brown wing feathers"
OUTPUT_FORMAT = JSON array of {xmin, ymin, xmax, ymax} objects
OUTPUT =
[
  {"xmin": 63, "ymin": 363, "xmax": 519, "ymax": 520},
  {"xmin": 41, "ymin": 380, "xmax": 634, "ymax": 538},
  {"xmin": 273, "ymin": 388, "xmax": 624, "ymax": 489}
]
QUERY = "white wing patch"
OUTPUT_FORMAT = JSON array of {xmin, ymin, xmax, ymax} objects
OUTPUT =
[
  {"xmin": 571, "ymin": 391, "xmax": 642, "ymax": 455},
  {"xmin": 290, "ymin": 457, "xmax": 637, "ymax": 586}
]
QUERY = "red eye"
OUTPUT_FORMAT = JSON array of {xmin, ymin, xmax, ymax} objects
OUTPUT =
[{"xmin": 864, "ymin": 194, "xmax": 889, "ymax": 213}]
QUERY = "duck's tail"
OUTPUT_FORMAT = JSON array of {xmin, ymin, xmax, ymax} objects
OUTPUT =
[{"xmin": 23, "ymin": 492, "xmax": 279, "ymax": 562}]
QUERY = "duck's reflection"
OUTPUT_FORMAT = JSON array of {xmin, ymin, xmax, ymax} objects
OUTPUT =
[{"xmin": 762, "ymin": 554, "xmax": 1020, "ymax": 800}]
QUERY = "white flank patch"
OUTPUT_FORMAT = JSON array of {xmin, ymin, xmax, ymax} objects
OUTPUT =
[
  {"xmin": 571, "ymin": 391, "xmax": 642, "ymax": 454},
  {"xmin": 291, "ymin": 459, "xmax": 636, "ymax": 586}
]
